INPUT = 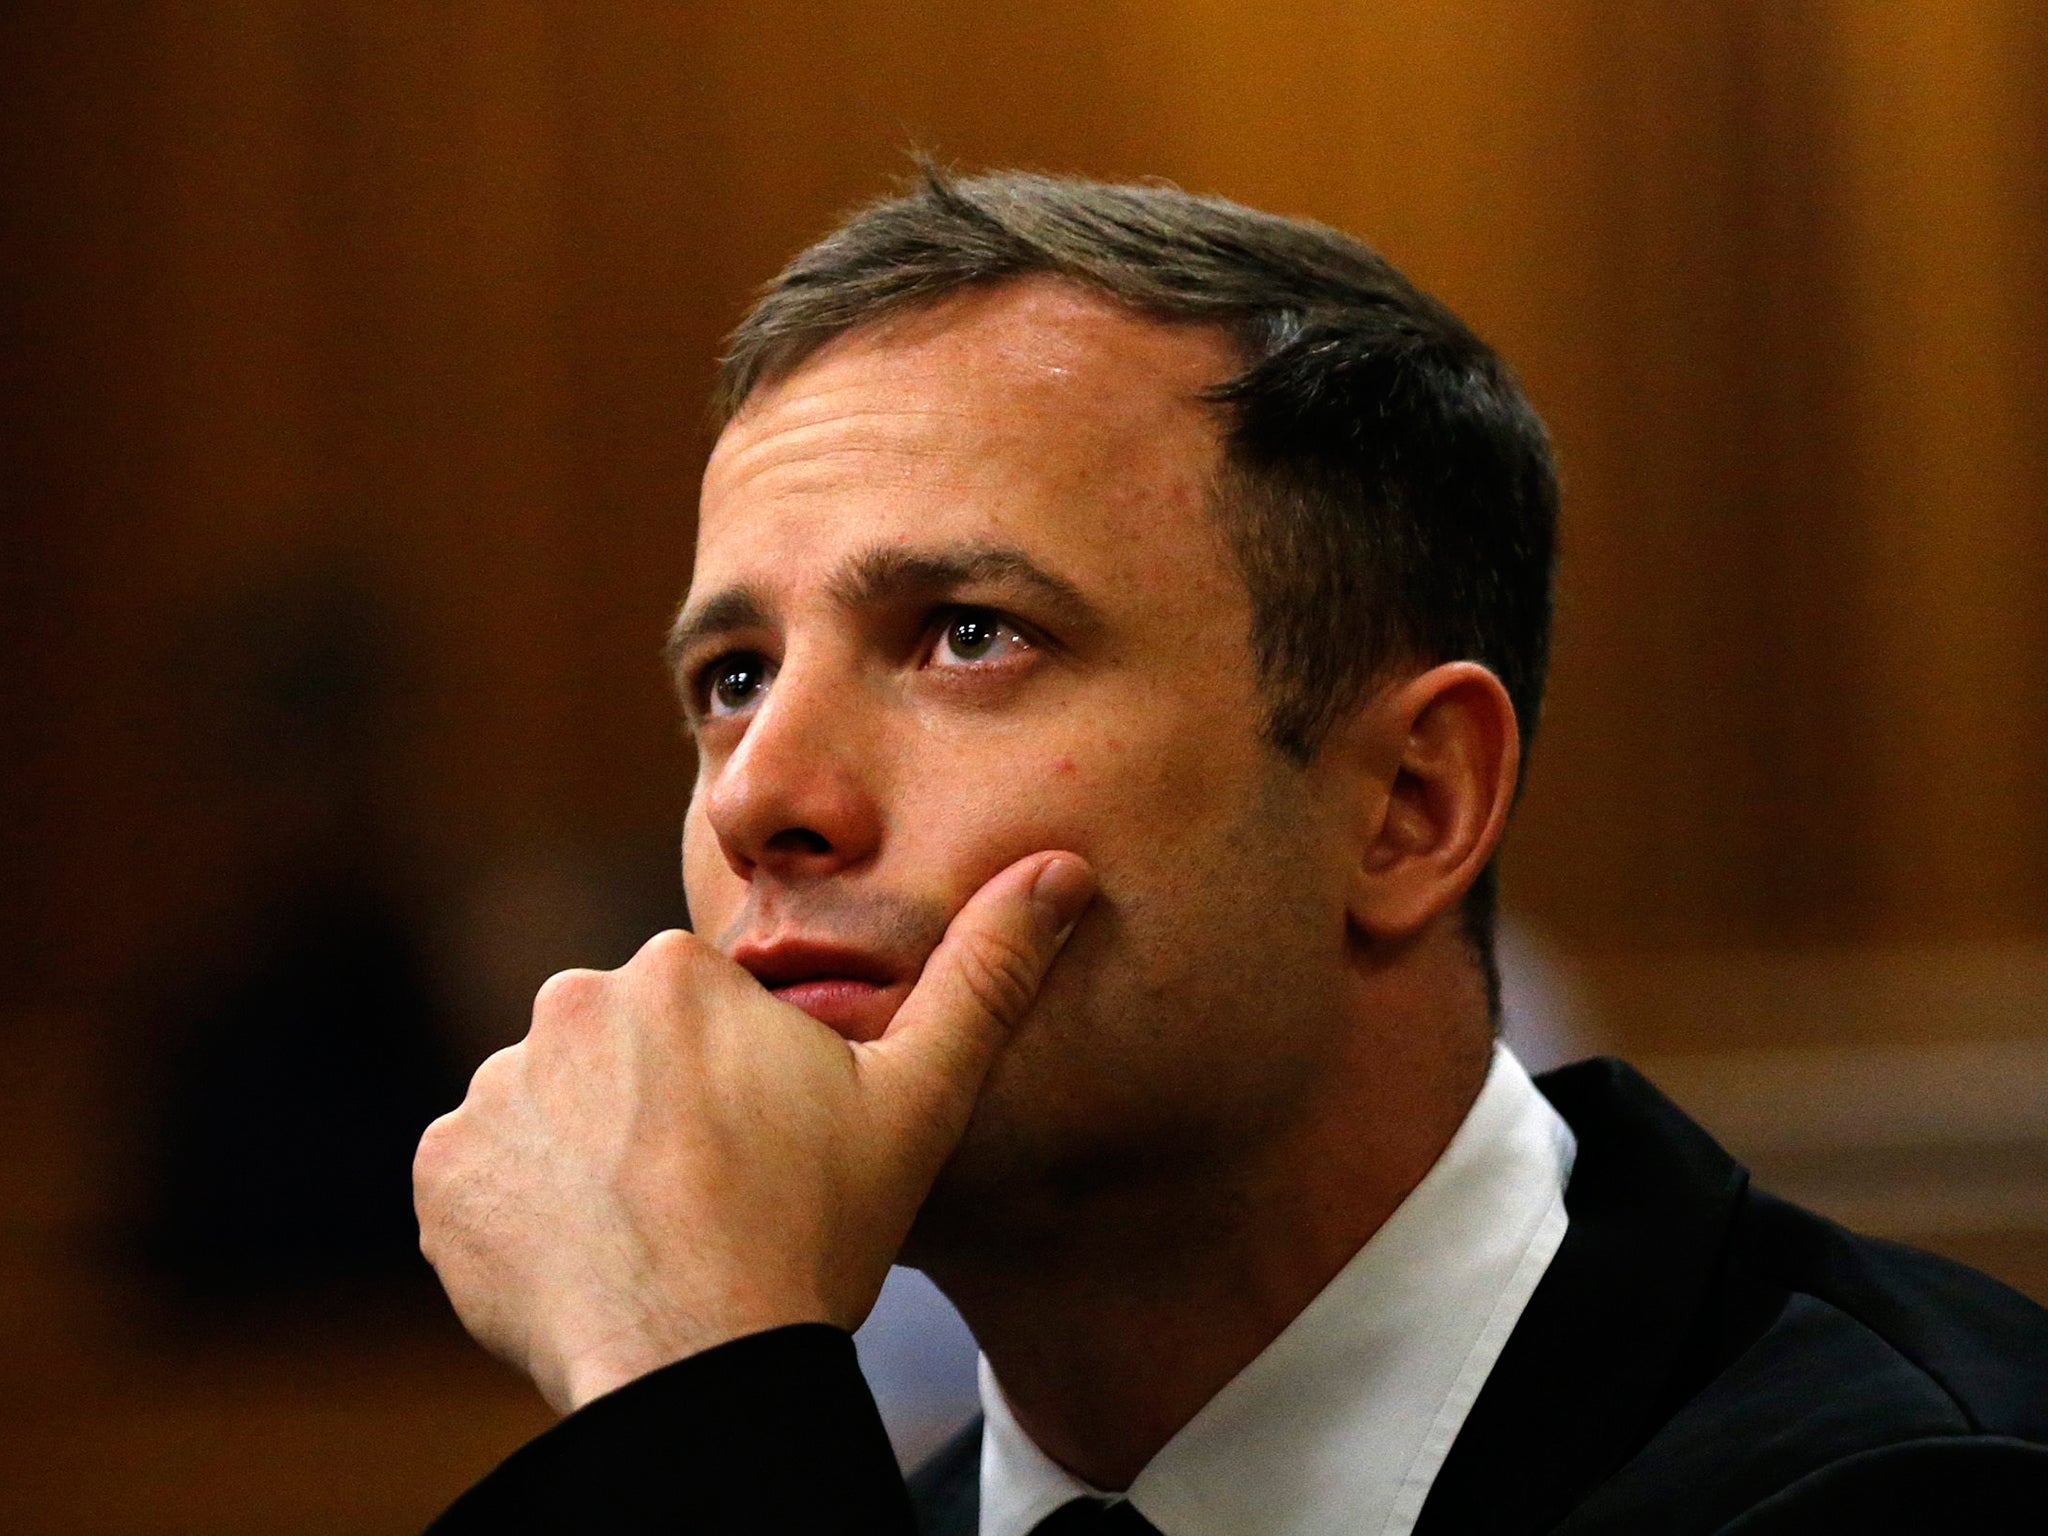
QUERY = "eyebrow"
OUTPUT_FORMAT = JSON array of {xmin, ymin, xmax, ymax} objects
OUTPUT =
[
  {"xmin": 825, "ymin": 541, "xmax": 1103, "ymax": 635},
  {"xmin": 664, "ymin": 540, "xmax": 1105, "ymax": 675},
  {"xmin": 663, "ymin": 585, "xmax": 772, "ymax": 675}
]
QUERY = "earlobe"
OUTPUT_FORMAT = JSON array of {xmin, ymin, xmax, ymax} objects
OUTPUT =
[{"xmin": 1346, "ymin": 662, "xmax": 1520, "ymax": 942}]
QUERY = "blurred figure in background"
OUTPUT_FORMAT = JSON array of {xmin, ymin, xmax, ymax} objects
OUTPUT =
[{"xmin": 140, "ymin": 569, "xmax": 457, "ymax": 1300}]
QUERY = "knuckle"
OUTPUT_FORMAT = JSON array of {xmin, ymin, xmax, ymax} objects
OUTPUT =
[
  {"xmin": 411, "ymin": 1111, "xmax": 473, "ymax": 1242},
  {"xmin": 629, "ymin": 929, "xmax": 732, "ymax": 1004},
  {"xmin": 415, "ymin": 1196, "xmax": 461, "ymax": 1271},
  {"xmin": 533, "ymin": 966, "xmax": 603, "ymax": 1019},
  {"xmin": 465, "ymin": 1042, "xmax": 522, "ymax": 1099},
  {"xmin": 412, "ymin": 1112, "xmax": 457, "ymax": 1185},
  {"xmin": 954, "ymin": 928, "xmax": 1039, "ymax": 1023},
  {"xmin": 634, "ymin": 927, "xmax": 703, "ymax": 975},
  {"xmin": 897, "ymin": 1081, "xmax": 975, "ymax": 1165}
]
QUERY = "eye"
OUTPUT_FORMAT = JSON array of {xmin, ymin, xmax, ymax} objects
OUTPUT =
[
  {"xmin": 934, "ymin": 608, "xmax": 1031, "ymax": 666},
  {"xmin": 699, "ymin": 652, "xmax": 775, "ymax": 717}
]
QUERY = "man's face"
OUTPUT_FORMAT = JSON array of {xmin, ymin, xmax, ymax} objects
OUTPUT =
[{"xmin": 676, "ymin": 279, "xmax": 1355, "ymax": 1222}]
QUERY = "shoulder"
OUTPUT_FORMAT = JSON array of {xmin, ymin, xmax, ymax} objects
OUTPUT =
[
  {"xmin": 1554, "ymin": 1073, "xmax": 2048, "ymax": 1531},
  {"xmin": 1539, "ymin": 1058, "xmax": 2048, "ymax": 1439},
  {"xmin": 1733, "ymin": 1187, "xmax": 2048, "ymax": 1440},
  {"xmin": 1561, "ymin": 1227, "xmax": 2048, "ymax": 1532},
  {"xmin": 1454, "ymin": 1060, "xmax": 2048, "ymax": 1535},
  {"xmin": 1707, "ymin": 1436, "xmax": 2048, "ymax": 1533}
]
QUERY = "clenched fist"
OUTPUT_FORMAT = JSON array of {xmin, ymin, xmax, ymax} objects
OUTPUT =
[{"xmin": 414, "ymin": 851, "xmax": 1096, "ymax": 1413}]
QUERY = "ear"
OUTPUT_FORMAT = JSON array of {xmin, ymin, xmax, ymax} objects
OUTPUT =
[{"xmin": 1344, "ymin": 662, "xmax": 1521, "ymax": 942}]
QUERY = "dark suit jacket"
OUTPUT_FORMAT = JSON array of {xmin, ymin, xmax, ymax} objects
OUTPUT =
[{"xmin": 429, "ymin": 1060, "xmax": 2048, "ymax": 1533}]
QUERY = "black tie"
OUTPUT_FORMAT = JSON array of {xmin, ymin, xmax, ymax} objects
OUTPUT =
[{"xmin": 1029, "ymin": 1496, "xmax": 1164, "ymax": 1536}]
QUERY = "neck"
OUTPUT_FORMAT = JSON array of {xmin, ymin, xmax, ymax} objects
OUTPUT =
[{"xmin": 921, "ymin": 1009, "xmax": 1492, "ymax": 1491}]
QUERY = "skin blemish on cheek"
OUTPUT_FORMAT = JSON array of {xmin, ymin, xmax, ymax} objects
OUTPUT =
[{"xmin": 1056, "ymin": 756, "xmax": 1076, "ymax": 775}]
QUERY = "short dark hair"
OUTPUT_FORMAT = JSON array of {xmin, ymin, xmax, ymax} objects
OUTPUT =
[{"xmin": 715, "ymin": 166, "xmax": 1558, "ymax": 1019}]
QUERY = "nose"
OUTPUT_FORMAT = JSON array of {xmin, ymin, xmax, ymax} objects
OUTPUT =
[{"xmin": 703, "ymin": 662, "xmax": 884, "ymax": 883}]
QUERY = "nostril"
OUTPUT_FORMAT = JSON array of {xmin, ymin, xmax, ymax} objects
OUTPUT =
[{"xmin": 765, "ymin": 827, "xmax": 833, "ymax": 857}]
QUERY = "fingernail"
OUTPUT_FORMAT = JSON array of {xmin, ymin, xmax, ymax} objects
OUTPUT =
[{"xmin": 1030, "ymin": 855, "xmax": 1097, "ymax": 943}]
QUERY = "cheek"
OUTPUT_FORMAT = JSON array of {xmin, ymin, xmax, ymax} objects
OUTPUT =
[
  {"xmin": 1065, "ymin": 728, "xmax": 1320, "ymax": 980},
  {"xmin": 894, "ymin": 767, "xmax": 1065, "ymax": 884},
  {"xmin": 868, "ymin": 735, "xmax": 1118, "ymax": 918},
  {"xmin": 931, "ymin": 703, "xmax": 1243, "ymax": 871}
]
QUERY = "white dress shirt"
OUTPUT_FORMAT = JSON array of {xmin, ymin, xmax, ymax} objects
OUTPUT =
[{"xmin": 978, "ymin": 1045, "xmax": 1576, "ymax": 1536}]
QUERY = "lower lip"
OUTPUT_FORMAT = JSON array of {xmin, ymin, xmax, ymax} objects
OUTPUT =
[{"xmin": 772, "ymin": 979, "xmax": 903, "ymax": 1042}]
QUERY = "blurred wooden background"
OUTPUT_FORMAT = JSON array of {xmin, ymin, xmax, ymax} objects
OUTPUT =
[{"xmin": 4, "ymin": 2, "xmax": 2045, "ymax": 1531}]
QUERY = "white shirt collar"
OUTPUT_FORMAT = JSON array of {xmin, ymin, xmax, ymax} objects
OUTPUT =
[{"xmin": 978, "ymin": 1044, "xmax": 1575, "ymax": 1536}]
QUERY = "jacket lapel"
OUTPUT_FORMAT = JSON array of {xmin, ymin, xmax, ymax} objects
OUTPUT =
[
  {"xmin": 910, "ymin": 1060, "xmax": 1750, "ymax": 1536},
  {"xmin": 1412, "ymin": 1058, "xmax": 1750, "ymax": 1536}
]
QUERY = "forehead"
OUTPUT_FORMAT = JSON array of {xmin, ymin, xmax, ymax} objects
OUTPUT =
[{"xmin": 694, "ymin": 279, "xmax": 1243, "ymax": 598}]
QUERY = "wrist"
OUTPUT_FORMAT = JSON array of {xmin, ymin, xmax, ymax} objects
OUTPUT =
[{"xmin": 555, "ymin": 1303, "xmax": 836, "ymax": 1413}]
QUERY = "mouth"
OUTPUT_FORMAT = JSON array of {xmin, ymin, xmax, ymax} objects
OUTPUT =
[{"xmin": 731, "ymin": 938, "xmax": 915, "ymax": 1043}]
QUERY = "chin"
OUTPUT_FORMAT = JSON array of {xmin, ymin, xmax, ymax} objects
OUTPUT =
[
  {"xmin": 901, "ymin": 1070, "xmax": 1088, "ymax": 1260},
  {"xmin": 906, "ymin": 1058, "xmax": 1218, "ymax": 1266}
]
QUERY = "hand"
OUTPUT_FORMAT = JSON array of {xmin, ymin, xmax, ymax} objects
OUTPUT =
[{"xmin": 413, "ymin": 850, "xmax": 1096, "ymax": 1413}]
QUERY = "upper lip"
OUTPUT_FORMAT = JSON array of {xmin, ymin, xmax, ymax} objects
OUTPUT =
[{"xmin": 730, "ymin": 937, "xmax": 906, "ymax": 991}]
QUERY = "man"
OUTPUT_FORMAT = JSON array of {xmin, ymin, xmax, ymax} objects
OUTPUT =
[{"xmin": 414, "ymin": 170, "xmax": 2048, "ymax": 1533}]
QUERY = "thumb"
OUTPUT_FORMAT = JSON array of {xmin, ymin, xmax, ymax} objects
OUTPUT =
[{"xmin": 864, "ymin": 851, "xmax": 1096, "ymax": 1150}]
